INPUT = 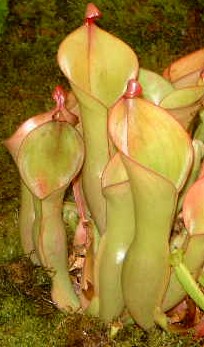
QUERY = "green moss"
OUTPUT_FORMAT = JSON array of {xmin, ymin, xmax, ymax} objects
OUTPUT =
[
  {"xmin": 0, "ymin": 295, "xmax": 66, "ymax": 347},
  {"xmin": 0, "ymin": 257, "xmax": 201, "ymax": 346},
  {"xmin": 0, "ymin": 0, "xmax": 8, "ymax": 36}
]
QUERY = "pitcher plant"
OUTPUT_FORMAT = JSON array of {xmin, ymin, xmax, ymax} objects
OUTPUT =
[
  {"xmin": 57, "ymin": 3, "xmax": 139, "ymax": 235},
  {"xmin": 5, "ymin": 2, "xmax": 204, "ymax": 337}
]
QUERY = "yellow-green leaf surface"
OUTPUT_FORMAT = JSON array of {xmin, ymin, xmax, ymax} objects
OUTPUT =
[
  {"xmin": 68, "ymin": 88, "xmax": 109, "ymax": 234},
  {"xmin": 171, "ymin": 70, "xmax": 202, "ymax": 89},
  {"xmin": 58, "ymin": 22, "xmax": 138, "ymax": 108},
  {"xmin": 164, "ymin": 103, "xmax": 203, "ymax": 130},
  {"xmin": 183, "ymin": 177, "xmax": 204, "ymax": 235},
  {"xmin": 121, "ymin": 158, "xmax": 177, "ymax": 329},
  {"xmin": 4, "ymin": 110, "xmax": 54, "ymax": 162},
  {"xmin": 138, "ymin": 68, "xmax": 174, "ymax": 105},
  {"xmin": 163, "ymin": 48, "xmax": 204, "ymax": 83},
  {"xmin": 194, "ymin": 108, "xmax": 204, "ymax": 141},
  {"xmin": 98, "ymin": 153, "xmax": 134, "ymax": 322},
  {"xmin": 160, "ymin": 86, "xmax": 204, "ymax": 109},
  {"xmin": 19, "ymin": 181, "xmax": 39, "ymax": 265},
  {"xmin": 17, "ymin": 121, "xmax": 84, "ymax": 199},
  {"xmin": 177, "ymin": 140, "xmax": 204, "ymax": 212},
  {"xmin": 109, "ymin": 97, "xmax": 193, "ymax": 190}
]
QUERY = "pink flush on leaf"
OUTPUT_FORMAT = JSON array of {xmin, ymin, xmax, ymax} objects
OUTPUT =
[
  {"xmin": 52, "ymin": 85, "xmax": 67, "ymax": 111},
  {"xmin": 52, "ymin": 86, "xmax": 78, "ymax": 125},
  {"xmin": 200, "ymin": 69, "xmax": 204, "ymax": 81}
]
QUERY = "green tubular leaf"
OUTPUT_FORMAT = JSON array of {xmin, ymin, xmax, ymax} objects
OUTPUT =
[
  {"xmin": 170, "ymin": 249, "xmax": 204, "ymax": 311},
  {"xmin": 183, "ymin": 177, "xmax": 204, "ymax": 235},
  {"xmin": 138, "ymin": 68, "xmax": 174, "ymax": 105},
  {"xmin": 97, "ymin": 153, "xmax": 134, "ymax": 322},
  {"xmin": 14, "ymin": 120, "xmax": 84, "ymax": 311},
  {"xmin": 194, "ymin": 109, "xmax": 204, "ymax": 141},
  {"xmin": 108, "ymin": 94, "xmax": 192, "ymax": 329},
  {"xmin": 85, "ymin": 296, "xmax": 99, "ymax": 317},
  {"xmin": 120, "ymin": 158, "xmax": 177, "ymax": 329},
  {"xmin": 32, "ymin": 196, "xmax": 42, "ymax": 263},
  {"xmin": 177, "ymin": 140, "xmax": 204, "ymax": 213},
  {"xmin": 57, "ymin": 18, "xmax": 138, "ymax": 235},
  {"xmin": 80, "ymin": 218, "xmax": 101, "ymax": 315},
  {"xmin": 163, "ymin": 235, "xmax": 204, "ymax": 311},
  {"xmin": 17, "ymin": 121, "xmax": 84, "ymax": 199},
  {"xmin": 198, "ymin": 107, "xmax": 204, "ymax": 123},
  {"xmin": 68, "ymin": 86, "xmax": 109, "ymax": 234},
  {"xmin": 33, "ymin": 189, "xmax": 80, "ymax": 311},
  {"xmin": 19, "ymin": 181, "xmax": 40, "ymax": 265}
]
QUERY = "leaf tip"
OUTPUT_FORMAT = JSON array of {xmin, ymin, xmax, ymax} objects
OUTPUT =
[
  {"xmin": 124, "ymin": 79, "xmax": 142, "ymax": 98},
  {"xmin": 85, "ymin": 3, "xmax": 102, "ymax": 25}
]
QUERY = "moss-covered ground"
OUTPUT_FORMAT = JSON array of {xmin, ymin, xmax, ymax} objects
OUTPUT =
[{"xmin": 1, "ymin": 1, "xmax": 204, "ymax": 345}]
